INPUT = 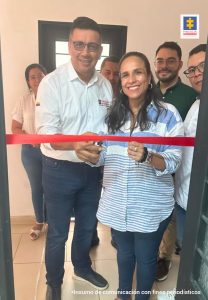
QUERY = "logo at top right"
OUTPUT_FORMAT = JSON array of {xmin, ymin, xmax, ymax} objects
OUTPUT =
[{"xmin": 180, "ymin": 14, "xmax": 199, "ymax": 39}]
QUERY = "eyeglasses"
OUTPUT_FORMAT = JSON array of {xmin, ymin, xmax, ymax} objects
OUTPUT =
[
  {"xmin": 183, "ymin": 61, "xmax": 205, "ymax": 78},
  {"xmin": 154, "ymin": 58, "xmax": 179, "ymax": 66},
  {"xmin": 71, "ymin": 40, "xmax": 101, "ymax": 52}
]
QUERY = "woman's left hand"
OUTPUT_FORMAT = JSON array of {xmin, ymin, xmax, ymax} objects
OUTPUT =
[{"xmin": 128, "ymin": 142, "xmax": 145, "ymax": 162}]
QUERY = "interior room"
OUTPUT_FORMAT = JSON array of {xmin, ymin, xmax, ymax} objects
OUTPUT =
[{"xmin": 0, "ymin": 0, "xmax": 207, "ymax": 299}]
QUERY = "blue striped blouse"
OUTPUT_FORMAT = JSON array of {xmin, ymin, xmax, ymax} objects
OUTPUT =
[{"xmin": 95, "ymin": 102, "xmax": 184, "ymax": 233}]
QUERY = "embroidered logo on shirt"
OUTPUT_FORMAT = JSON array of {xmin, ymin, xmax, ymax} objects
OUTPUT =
[{"xmin": 98, "ymin": 99, "xmax": 110, "ymax": 107}]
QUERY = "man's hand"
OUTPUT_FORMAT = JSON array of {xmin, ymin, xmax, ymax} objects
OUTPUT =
[
  {"xmin": 74, "ymin": 141, "xmax": 102, "ymax": 163},
  {"xmin": 32, "ymin": 144, "xmax": 40, "ymax": 148},
  {"xmin": 74, "ymin": 132, "xmax": 103, "ymax": 164}
]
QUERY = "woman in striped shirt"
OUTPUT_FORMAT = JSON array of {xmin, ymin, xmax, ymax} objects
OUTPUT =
[{"xmin": 83, "ymin": 51, "xmax": 184, "ymax": 300}]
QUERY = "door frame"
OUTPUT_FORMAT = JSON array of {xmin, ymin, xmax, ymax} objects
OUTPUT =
[{"xmin": 176, "ymin": 43, "xmax": 208, "ymax": 300}]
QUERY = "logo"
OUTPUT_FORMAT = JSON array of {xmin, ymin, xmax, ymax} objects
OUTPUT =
[
  {"xmin": 180, "ymin": 14, "xmax": 199, "ymax": 39},
  {"xmin": 98, "ymin": 99, "xmax": 110, "ymax": 107}
]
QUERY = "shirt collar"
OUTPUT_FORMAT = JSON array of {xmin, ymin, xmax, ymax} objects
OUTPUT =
[
  {"xmin": 67, "ymin": 58, "xmax": 98, "ymax": 85},
  {"xmin": 119, "ymin": 101, "xmax": 155, "ymax": 132},
  {"xmin": 157, "ymin": 77, "xmax": 181, "ymax": 92}
]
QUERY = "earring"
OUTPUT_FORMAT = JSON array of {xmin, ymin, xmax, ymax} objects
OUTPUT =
[
  {"xmin": 120, "ymin": 88, "xmax": 124, "ymax": 94},
  {"xmin": 148, "ymin": 83, "xmax": 153, "ymax": 89}
]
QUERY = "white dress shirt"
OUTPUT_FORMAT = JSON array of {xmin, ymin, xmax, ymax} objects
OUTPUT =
[
  {"xmin": 175, "ymin": 99, "xmax": 200, "ymax": 210},
  {"xmin": 36, "ymin": 60, "xmax": 113, "ymax": 162}
]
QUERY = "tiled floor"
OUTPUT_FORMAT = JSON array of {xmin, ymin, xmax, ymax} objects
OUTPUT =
[{"xmin": 11, "ymin": 219, "xmax": 180, "ymax": 300}]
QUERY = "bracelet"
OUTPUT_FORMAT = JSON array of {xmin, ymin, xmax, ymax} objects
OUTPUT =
[
  {"xmin": 139, "ymin": 147, "xmax": 148, "ymax": 163},
  {"xmin": 139, "ymin": 147, "xmax": 153, "ymax": 164},
  {"xmin": 146, "ymin": 151, "xmax": 153, "ymax": 164}
]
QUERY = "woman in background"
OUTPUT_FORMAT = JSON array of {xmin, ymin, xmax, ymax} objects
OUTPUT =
[{"xmin": 12, "ymin": 63, "xmax": 47, "ymax": 240}]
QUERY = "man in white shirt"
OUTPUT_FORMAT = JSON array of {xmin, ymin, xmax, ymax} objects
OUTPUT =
[
  {"xmin": 175, "ymin": 44, "xmax": 206, "ymax": 250},
  {"xmin": 36, "ymin": 16, "xmax": 112, "ymax": 300}
]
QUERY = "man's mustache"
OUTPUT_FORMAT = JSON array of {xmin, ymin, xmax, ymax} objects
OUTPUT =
[{"xmin": 159, "ymin": 68, "xmax": 171, "ymax": 73}]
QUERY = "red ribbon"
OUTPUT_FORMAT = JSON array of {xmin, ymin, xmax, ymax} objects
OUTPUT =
[{"xmin": 5, "ymin": 134, "xmax": 195, "ymax": 146}]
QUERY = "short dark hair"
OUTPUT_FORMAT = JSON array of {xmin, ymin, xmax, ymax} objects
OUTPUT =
[
  {"xmin": 70, "ymin": 16, "xmax": 101, "ymax": 37},
  {"xmin": 100, "ymin": 55, "xmax": 119, "ymax": 70},
  {"xmin": 189, "ymin": 44, "xmax": 207, "ymax": 57},
  {"xmin": 25, "ymin": 63, "xmax": 47, "ymax": 82},
  {"xmin": 155, "ymin": 41, "xmax": 182, "ymax": 60}
]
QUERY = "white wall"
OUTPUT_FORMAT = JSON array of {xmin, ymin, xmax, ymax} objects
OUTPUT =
[{"xmin": 0, "ymin": 0, "xmax": 207, "ymax": 216}]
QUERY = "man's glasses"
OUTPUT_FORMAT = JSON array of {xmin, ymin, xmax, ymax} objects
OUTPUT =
[
  {"xmin": 154, "ymin": 58, "xmax": 179, "ymax": 67},
  {"xmin": 184, "ymin": 61, "xmax": 205, "ymax": 78},
  {"xmin": 71, "ymin": 41, "xmax": 101, "ymax": 52}
]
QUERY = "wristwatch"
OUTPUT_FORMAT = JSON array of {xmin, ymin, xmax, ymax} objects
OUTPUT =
[{"xmin": 139, "ymin": 147, "xmax": 152, "ymax": 164}]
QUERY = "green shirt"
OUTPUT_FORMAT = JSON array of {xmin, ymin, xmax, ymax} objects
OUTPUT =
[{"xmin": 157, "ymin": 78, "xmax": 198, "ymax": 120}]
